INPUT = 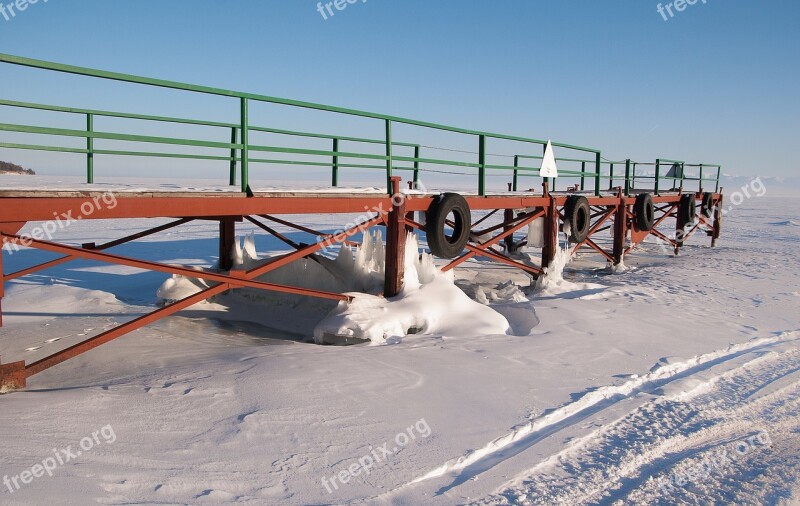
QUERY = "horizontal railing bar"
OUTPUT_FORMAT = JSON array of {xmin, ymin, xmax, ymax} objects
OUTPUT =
[
  {"xmin": 0, "ymin": 98, "xmax": 235, "ymax": 129},
  {"xmin": 515, "ymin": 155, "xmax": 596, "ymax": 164},
  {"xmin": 0, "ymin": 53, "xmax": 600, "ymax": 154},
  {"xmin": 0, "ymin": 122, "xmax": 240, "ymax": 150},
  {"xmin": 249, "ymin": 125, "xmax": 417, "ymax": 148},
  {"xmin": 0, "ymin": 98, "xmax": 420, "ymax": 150}
]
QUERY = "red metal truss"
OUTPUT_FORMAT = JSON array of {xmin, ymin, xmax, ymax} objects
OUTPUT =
[{"xmin": 1, "ymin": 189, "xmax": 723, "ymax": 391}]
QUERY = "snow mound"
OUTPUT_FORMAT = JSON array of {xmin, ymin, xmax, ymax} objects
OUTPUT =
[
  {"xmin": 534, "ymin": 244, "xmax": 606, "ymax": 297},
  {"xmin": 314, "ymin": 234, "xmax": 511, "ymax": 345},
  {"xmin": 156, "ymin": 232, "xmax": 511, "ymax": 345}
]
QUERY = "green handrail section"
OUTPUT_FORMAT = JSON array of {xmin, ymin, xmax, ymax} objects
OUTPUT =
[{"xmin": 0, "ymin": 53, "xmax": 721, "ymax": 196}]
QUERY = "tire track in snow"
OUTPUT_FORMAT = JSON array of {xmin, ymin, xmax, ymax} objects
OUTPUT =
[
  {"xmin": 478, "ymin": 338, "xmax": 800, "ymax": 505},
  {"xmin": 394, "ymin": 331, "xmax": 800, "ymax": 499}
]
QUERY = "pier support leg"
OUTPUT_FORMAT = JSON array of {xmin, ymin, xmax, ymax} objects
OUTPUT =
[
  {"xmin": 613, "ymin": 188, "xmax": 627, "ymax": 265},
  {"xmin": 542, "ymin": 194, "xmax": 559, "ymax": 269},
  {"xmin": 712, "ymin": 194, "xmax": 723, "ymax": 247},
  {"xmin": 0, "ymin": 356, "xmax": 26, "ymax": 392},
  {"xmin": 504, "ymin": 209, "xmax": 515, "ymax": 253},
  {"xmin": 384, "ymin": 177, "xmax": 407, "ymax": 298},
  {"xmin": 0, "ymin": 249, "xmax": 4, "ymax": 328},
  {"xmin": 219, "ymin": 218, "xmax": 237, "ymax": 271}
]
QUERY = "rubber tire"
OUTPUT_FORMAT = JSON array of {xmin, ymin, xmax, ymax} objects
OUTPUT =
[
  {"xmin": 634, "ymin": 193, "xmax": 655, "ymax": 231},
  {"xmin": 678, "ymin": 194, "xmax": 697, "ymax": 228},
  {"xmin": 426, "ymin": 193, "xmax": 472, "ymax": 259},
  {"xmin": 564, "ymin": 195, "xmax": 591, "ymax": 243},
  {"xmin": 701, "ymin": 192, "xmax": 715, "ymax": 218}
]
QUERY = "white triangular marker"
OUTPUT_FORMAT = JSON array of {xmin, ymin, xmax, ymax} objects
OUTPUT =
[
  {"xmin": 540, "ymin": 140, "xmax": 559, "ymax": 178},
  {"xmin": 665, "ymin": 163, "xmax": 682, "ymax": 178}
]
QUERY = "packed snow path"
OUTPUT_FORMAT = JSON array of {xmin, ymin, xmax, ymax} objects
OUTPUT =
[{"xmin": 396, "ymin": 332, "xmax": 800, "ymax": 505}]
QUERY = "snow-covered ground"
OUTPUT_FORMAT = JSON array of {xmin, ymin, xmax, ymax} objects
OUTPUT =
[{"xmin": 1, "ymin": 176, "xmax": 798, "ymax": 505}]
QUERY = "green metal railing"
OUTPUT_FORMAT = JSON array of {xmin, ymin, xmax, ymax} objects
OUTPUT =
[{"xmin": 0, "ymin": 53, "xmax": 721, "ymax": 196}]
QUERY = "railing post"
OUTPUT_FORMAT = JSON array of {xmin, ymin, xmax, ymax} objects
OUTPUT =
[
  {"xmin": 86, "ymin": 113, "xmax": 94, "ymax": 184},
  {"xmin": 655, "ymin": 159, "xmax": 661, "ymax": 196},
  {"xmin": 413, "ymin": 145, "xmax": 420, "ymax": 189},
  {"xmin": 624, "ymin": 159, "xmax": 631, "ymax": 196},
  {"xmin": 240, "ymin": 98, "xmax": 249, "ymax": 193},
  {"xmin": 478, "ymin": 135, "xmax": 486, "ymax": 196},
  {"xmin": 594, "ymin": 152, "xmax": 601, "ymax": 196},
  {"xmin": 580, "ymin": 161, "xmax": 586, "ymax": 191},
  {"xmin": 716, "ymin": 167, "xmax": 721, "ymax": 193},
  {"xmin": 512, "ymin": 155, "xmax": 519, "ymax": 192},
  {"xmin": 332, "ymin": 138, "xmax": 339, "ymax": 187},
  {"xmin": 699, "ymin": 164, "xmax": 704, "ymax": 193},
  {"xmin": 385, "ymin": 120, "xmax": 393, "ymax": 193},
  {"xmin": 680, "ymin": 162, "xmax": 686, "ymax": 191},
  {"xmin": 632, "ymin": 162, "xmax": 637, "ymax": 190},
  {"xmin": 608, "ymin": 163, "xmax": 615, "ymax": 191},
  {"xmin": 229, "ymin": 127, "xmax": 238, "ymax": 186}
]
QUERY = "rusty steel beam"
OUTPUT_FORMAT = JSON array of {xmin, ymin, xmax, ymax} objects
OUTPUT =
[
  {"xmin": 443, "ymin": 209, "xmax": 545, "ymax": 272},
  {"xmin": 0, "ymin": 195, "xmax": 424, "ymax": 223},
  {"xmin": 384, "ymin": 177, "xmax": 407, "ymax": 297},
  {"xmin": 613, "ymin": 189, "xmax": 628, "ymax": 265},
  {"xmin": 570, "ymin": 208, "xmax": 615, "ymax": 258},
  {"xmin": 1, "ymin": 233, "xmax": 350, "ymax": 301},
  {"xmin": 541, "ymin": 195, "xmax": 560, "ymax": 269},
  {"xmin": 472, "ymin": 209, "xmax": 500, "ymax": 228},
  {"xmin": 87, "ymin": 218, "xmax": 194, "ymax": 250},
  {"xmin": 4, "ymin": 255, "xmax": 75, "ymax": 281},
  {"xmin": 259, "ymin": 214, "xmax": 361, "ymax": 248},
  {"xmin": 712, "ymin": 194, "xmax": 723, "ymax": 247},
  {"xmin": 583, "ymin": 238, "xmax": 616, "ymax": 263},
  {"xmin": 245, "ymin": 216, "xmax": 302, "ymax": 250},
  {"xmin": 219, "ymin": 218, "xmax": 237, "ymax": 271},
  {"xmin": 244, "ymin": 215, "xmax": 385, "ymax": 280},
  {"xmin": 25, "ymin": 283, "xmax": 231, "ymax": 378},
  {"xmin": 464, "ymin": 244, "xmax": 543, "ymax": 276}
]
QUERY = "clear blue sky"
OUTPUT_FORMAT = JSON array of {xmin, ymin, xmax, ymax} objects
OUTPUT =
[{"xmin": 1, "ymin": 0, "xmax": 798, "ymax": 182}]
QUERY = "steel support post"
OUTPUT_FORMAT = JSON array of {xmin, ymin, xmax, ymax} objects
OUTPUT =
[
  {"xmin": 384, "ymin": 176, "xmax": 406, "ymax": 297},
  {"xmin": 0, "ymin": 249, "xmax": 3, "ymax": 327},
  {"xmin": 0, "ymin": 356, "xmax": 26, "ymax": 391},
  {"xmin": 712, "ymin": 194, "xmax": 723, "ymax": 247},
  {"xmin": 219, "ymin": 218, "xmax": 237, "ymax": 271},
  {"xmin": 542, "ymin": 195, "xmax": 559, "ymax": 268},
  {"xmin": 504, "ymin": 209, "xmax": 515, "ymax": 253},
  {"xmin": 613, "ymin": 188, "xmax": 627, "ymax": 265}
]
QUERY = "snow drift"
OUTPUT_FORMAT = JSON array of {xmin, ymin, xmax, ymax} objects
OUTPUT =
[{"xmin": 157, "ymin": 231, "xmax": 511, "ymax": 345}]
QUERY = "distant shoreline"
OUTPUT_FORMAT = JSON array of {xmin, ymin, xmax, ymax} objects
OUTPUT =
[{"xmin": 0, "ymin": 160, "xmax": 35, "ymax": 175}]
